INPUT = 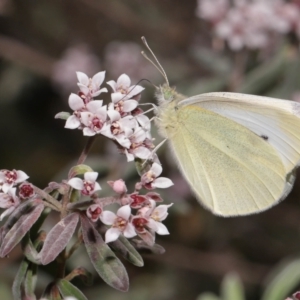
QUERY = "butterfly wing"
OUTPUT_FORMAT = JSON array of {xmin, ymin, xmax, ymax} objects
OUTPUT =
[
  {"xmin": 179, "ymin": 92, "xmax": 300, "ymax": 174},
  {"xmin": 167, "ymin": 99, "xmax": 299, "ymax": 216}
]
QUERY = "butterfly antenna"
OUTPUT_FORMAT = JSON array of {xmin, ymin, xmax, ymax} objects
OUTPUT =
[{"xmin": 141, "ymin": 36, "xmax": 169, "ymax": 87}]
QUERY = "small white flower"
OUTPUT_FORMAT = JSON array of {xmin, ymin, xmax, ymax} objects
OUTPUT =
[
  {"xmin": 81, "ymin": 105, "xmax": 108, "ymax": 136},
  {"xmin": 65, "ymin": 93, "xmax": 86, "ymax": 129},
  {"xmin": 68, "ymin": 172, "xmax": 101, "ymax": 196},
  {"xmin": 0, "ymin": 169, "xmax": 29, "ymax": 193},
  {"xmin": 142, "ymin": 200, "xmax": 173, "ymax": 235},
  {"xmin": 141, "ymin": 163, "xmax": 173, "ymax": 189},
  {"xmin": 124, "ymin": 127, "xmax": 153, "ymax": 161},
  {"xmin": 77, "ymin": 71, "xmax": 108, "ymax": 99},
  {"xmin": 105, "ymin": 105, "xmax": 136, "ymax": 148},
  {"xmin": 100, "ymin": 205, "xmax": 136, "ymax": 243},
  {"xmin": 107, "ymin": 74, "xmax": 144, "ymax": 100}
]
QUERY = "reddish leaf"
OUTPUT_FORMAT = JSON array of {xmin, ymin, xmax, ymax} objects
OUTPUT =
[
  {"xmin": 80, "ymin": 214, "xmax": 129, "ymax": 292},
  {"xmin": 39, "ymin": 213, "xmax": 79, "ymax": 265},
  {"xmin": 0, "ymin": 200, "xmax": 44, "ymax": 257},
  {"xmin": 0, "ymin": 198, "xmax": 42, "ymax": 244}
]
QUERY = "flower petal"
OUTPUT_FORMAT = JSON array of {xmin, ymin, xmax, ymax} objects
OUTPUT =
[
  {"xmin": 155, "ymin": 222, "xmax": 170, "ymax": 235},
  {"xmin": 111, "ymin": 92, "xmax": 124, "ymax": 104},
  {"xmin": 15, "ymin": 170, "xmax": 29, "ymax": 183},
  {"xmin": 106, "ymin": 80, "xmax": 117, "ymax": 91},
  {"xmin": 92, "ymin": 87, "xmax": 108, "ymax": 97},
  {"xmin": 86, "ymin": 100, "xmax": 103, "ymax": 113},
  {"xmin": 117, "ymin": 74, "xmax": 130, "ymax": 88},
  {"xmin": 124, "ymin": 222, "xmax": 137, "ymax": 238},
  {"xmin": 76, "ymin": 72, "xmax": 89, "ymax": 86},
  {"xmin": 93, "ymin": 182, "xmax": 101, "ymax": 192},
  {"xmin": 100, "ymin": 210, "xmax": 116, "ymax": 225},
  {"xmin": 127, "ymin": 85, "xmax": 144, "ymax": 98},
  {"xmin": 133, "ymin": 147, "xmax": 151, "ymax": 160},
  {"xmin": 68, "ymin": 93, "xmax": 85, "ymax": 111},
  {"xmin": 83, "ymin": 127, "xmax": 96, "ymax": 136},
  {"xmin": 65, "ymin": 115, "xmax": 81, "ymax": 129},
  {"xmin": 105, "ymin": 227, "xmax": 121, "ymax": 243},
  {"xmin": 92, "ymin": 71, "xmax": 106, "ymax": 88},
  {"xmin": 151, "ymin": 163, "xmax": 162, "ymax": 177},
  {"xmin": 123, "ymin": 100, "xmax": 138, "ymax": 112},
  {"xmin": 117, "ymin": 205, "xmax": 131, "ymax": 220},
  {"xmin": 68, "ymin": 178, "xmax": 84, "ymax": 190},
  {"xmin": 152, "ymin": 177, "xmax": 174, "ymax": 188},
  {"xmin": 84, "ymin": 172, "xmax": 98, "ymax": 182}
]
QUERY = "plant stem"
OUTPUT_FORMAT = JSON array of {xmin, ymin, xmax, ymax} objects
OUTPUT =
[
  {"xmin": 77, "ymin": 136, "xmax": 97, "ymax": 165},
  {"xmin": 33, "ymin": 186, "xmax": 62, "ymax": 211}
]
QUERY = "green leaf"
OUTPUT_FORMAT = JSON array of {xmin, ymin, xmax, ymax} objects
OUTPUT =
[
  {"xmin": 54, "ymin": 111, "xmax": 71, "ymax": 120},
  {"xmin": 68, "ymin": 164, "xmax": 94, "ymax": 179},
  {"xmin": 21, "ymin": 233, "xmax": 41, "ymax": 264},
  {"xmin": 196, "ymin": 292, "xmax": 220, "ymax": 300},
  {"xmin": 12, "ymin": 258, "xmax": 30, "ymax": 300},
  {"xmin": 80, "ymin": 214, "xmax": 129, "ymax": 292},
  {"xmin": 261, "ymin": 257, "xmax": 300, "ymax": 300},
  {"xmin": 57, "ymin": 279, "xmax": 88, "ymax": 300},
  {"xmin": 24, "ymin": 263, "xmax": 37, "ymax": 299},
  {"xmin": 110, "ymin": 234, "xmax": 144, "ymax": 267},
  {"xmin": 221, "ymin": 273, "xmax": 245, "ymax": 300}
]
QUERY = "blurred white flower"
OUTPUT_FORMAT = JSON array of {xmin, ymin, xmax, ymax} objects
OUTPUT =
[
  {"xmin": 52, "ymin": 44, "xmax": 101, "ymax": 94},
  {"xmin": 104, "ymin": 41, "xmax": 157, "ymax": 83},
  {"xmin": 197, "ymin": 0, "xmax": 300, "ymax": 50}
]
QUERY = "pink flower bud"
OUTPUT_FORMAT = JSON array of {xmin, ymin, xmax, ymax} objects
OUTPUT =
[{"xmin": 108, "ymin": 179, "xmax": 127, "ymax": 194}]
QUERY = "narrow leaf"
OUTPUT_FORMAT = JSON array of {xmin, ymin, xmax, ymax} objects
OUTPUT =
[
  {"xmin": 196, "ymin": 293, "xmax": 221, "ymax": 300},
  {"xmin": 261, "ymin": 258, "xmax": 300, "ymax": 300},
  {"xmin": 39, "ymin": 213, "xmax": 79, "ymax": 265},
  {"xmin": 12, "ymin": 258, "xmax": 30, "ymax": 300},
  {"xmin": 80, "ymin": 214, "xmax": 129, "ymax": 292},
  {"xmin": 1, "ymin": 198, "xmax": 43, "ymax": 243},
  {"xmin": 0, "ymin": 201, "xmax": 44, "ymax": 257},
  {"xmin": 135, "ymin": 242, "xmax": 165, "ymax": 255},
  {"xmin": 221, "ymin": 273, "xmax": 245, "ymax": 300},
  {"xmin": 21, "ymin": 233, "xmax": 41, "ymax": 264},
  {"xmin": 110, "ymin": 235, "xmax": 144, "ymax": 267},
  {"xmin": 24, "ymin": 263, "xmax": 37, "ymax": 299},
  {"xmin": 57, "ymin": 279, "xmax": 88, "ymax": 300}
]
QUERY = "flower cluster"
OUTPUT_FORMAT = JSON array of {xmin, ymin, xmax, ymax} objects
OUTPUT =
[
  {"xmin": 60, "ymin": 71, "xmax": 174, "ymax": 245},
  {"xmin": 196, "ymin": 0, "xmax": 300, "ymax": 50},
  {"xmin": 0, "ymin": 169, "xmax": 34, "ymax": 220},
  {"xmin": 82, "ymin": 176, "xmax": 173, "ymax": 244},
  {"xmin": 57, "ymin": 72, "xmax": 155, "ymax": 162}
]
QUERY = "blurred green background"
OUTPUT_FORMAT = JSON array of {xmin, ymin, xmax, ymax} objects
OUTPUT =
[{"xmin": 1, "ymin": 0, "xmax": 300, "ymax": 299}]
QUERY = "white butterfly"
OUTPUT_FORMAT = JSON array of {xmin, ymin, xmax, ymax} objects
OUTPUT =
[{"xmin": 142, "ymin": 37, "xmax": 300, "ymax": 217}]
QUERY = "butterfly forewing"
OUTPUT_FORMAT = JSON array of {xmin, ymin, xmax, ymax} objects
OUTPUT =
[{"xmin": 179, "ymin": 92, "xmax": 300, "ymax": 174}]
